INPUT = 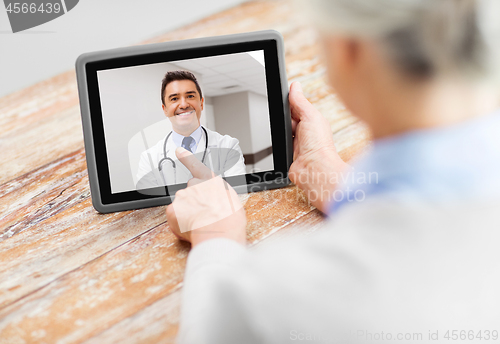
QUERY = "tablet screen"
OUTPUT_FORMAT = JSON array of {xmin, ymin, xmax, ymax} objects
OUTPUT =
[
  {"xmin": 96, "ymin": 50, "xmax": 273, "ymax": 195},
  {"xmin": 83, "ymin": 37, "xmax": 289, "ymax": 207}
]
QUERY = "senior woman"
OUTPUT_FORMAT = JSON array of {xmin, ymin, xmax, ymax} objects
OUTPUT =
[{"xmin": 167, "ymin": 0, "xmax": 500, "ymax": 343}]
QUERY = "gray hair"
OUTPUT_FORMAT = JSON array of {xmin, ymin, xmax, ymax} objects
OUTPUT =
[{"xmin": 301, "ymin": 0, "xmax": 500, "ymax": 82}]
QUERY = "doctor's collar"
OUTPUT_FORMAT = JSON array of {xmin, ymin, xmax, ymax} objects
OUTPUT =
[{"xmin": 171, "ymin": 125, "xmax": 203, "ymax": 148}]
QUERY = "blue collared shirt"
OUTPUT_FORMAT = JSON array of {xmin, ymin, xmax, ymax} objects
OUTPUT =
[
  {"xmin": 172, "ymin": 125, "xmax": 203, "ymax": 153},
  {"xmin": 330, "ymin": 109, "xmax": 500, "ymax": 214}
]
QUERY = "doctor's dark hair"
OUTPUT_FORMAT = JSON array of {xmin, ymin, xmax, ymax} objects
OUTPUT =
[{"xmin": 161, "ymin": 70, "xmax": 203, "ymax": 105}]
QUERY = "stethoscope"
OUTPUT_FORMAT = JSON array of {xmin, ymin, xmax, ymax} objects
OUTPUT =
[{"xmin": 157, "ymin": 126, "xmax": 209, "ymax": 184}]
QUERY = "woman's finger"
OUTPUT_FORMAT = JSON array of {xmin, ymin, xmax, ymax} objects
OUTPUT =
[
  {"xmin": 166, "ymin": 204, "xmax": 189, "ymax": 241},
  {"xmin": 175, "ymin": 147, "xmax": 215, "ymax": 180},
  {"xmin": 289, "ymin": 81, "xmax": 315, "ymax": 121}
]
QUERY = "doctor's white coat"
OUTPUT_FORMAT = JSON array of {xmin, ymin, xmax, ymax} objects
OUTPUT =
[{"xmin": 136, "ymin": 126, "xmax": 246, "ymax": 189}]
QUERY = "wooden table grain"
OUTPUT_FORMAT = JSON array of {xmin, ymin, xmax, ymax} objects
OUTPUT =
[{"xmin": 0, "ymin": 1, "xmax": 370, "ymax": 342}]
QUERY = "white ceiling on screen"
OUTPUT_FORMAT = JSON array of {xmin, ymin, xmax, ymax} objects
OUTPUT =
[
  {"xmin": 171, "ymin": 51, "xmax": 267, "ymax": 97},
  {"xmin": 247, "ymin": 51, "xmax": 265, "ymax": 66}
]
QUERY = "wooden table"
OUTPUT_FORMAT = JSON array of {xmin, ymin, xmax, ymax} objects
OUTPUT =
[{"xmin": 0, "ymin": 1, "xmax": 370, "ymax": 342}]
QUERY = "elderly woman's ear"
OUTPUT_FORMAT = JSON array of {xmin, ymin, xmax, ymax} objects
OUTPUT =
[{"xmin": 320, "ymin": 35, "xmax": 397, "ymax": 126}]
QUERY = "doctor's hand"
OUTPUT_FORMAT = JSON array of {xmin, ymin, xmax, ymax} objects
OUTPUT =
[
  {"xmin": 165, "ymin": 147, "xmax": 247, "ymax": 248},
  {"xmin": 289, "ymin": 81, "xmax": 351, "ymax": 214}
]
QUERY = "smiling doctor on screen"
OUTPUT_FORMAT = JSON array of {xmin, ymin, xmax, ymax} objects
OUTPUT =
[{"xmin": 136, "ymin": 70, "xmax": 246, "ymax": 188}]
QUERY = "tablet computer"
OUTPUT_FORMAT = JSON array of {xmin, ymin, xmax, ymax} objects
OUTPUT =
[{"xmin": 76, "ymin": 30, "xmax": 292, "ymax": 213}]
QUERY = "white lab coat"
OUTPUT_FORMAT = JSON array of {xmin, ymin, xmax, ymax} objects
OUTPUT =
[{"xmin": 136, "ymin": 126, "xmax": 246, "ymax": 189}]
